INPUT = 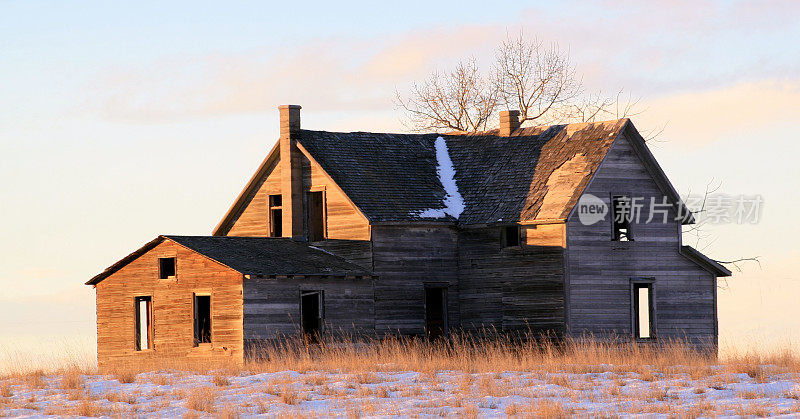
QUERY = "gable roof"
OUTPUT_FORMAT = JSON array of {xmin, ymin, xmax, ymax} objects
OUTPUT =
[
  {"xmin": 86, "ymin": 235, "xmax": 373, "ymax": 285},
  {"xmin": 301, "ymin": 119, "xmax": 650, "ymax": 225},
  {"xmin": 213, "ymin": 118, "xmax": 694, "ymax": 230}
]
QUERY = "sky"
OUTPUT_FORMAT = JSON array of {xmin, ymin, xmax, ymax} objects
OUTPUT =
[{"xmin": 1, "ymin": 0, "xmax": 799, "ymax": 365}]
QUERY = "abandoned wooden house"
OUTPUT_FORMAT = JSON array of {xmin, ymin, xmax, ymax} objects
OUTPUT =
[{"xmin": 87, "ymin": 104, "xmax": 731, "ymax": 368}]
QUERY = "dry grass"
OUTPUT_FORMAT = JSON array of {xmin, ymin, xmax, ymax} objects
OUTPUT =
[
  {"xmin": 112, "ymin": 368, "xmax": 137, "ymax": 384},
  {"xmin": 60, "ymin": 368, "xmax": 84, "ymax": 389},
  {"xmin": 241, "ymin": 334, "xmax": 738, "ymax": 377},
  {"xmin": 279, "ymin": 385, "xmax": 301, "ymax": 405},
  {"xmin": 104, "ymin": 389, "xmax": 136, "ymax": 404},
  {"xmin": 185, "ymin": 386, "xmax": 217, "ymax": 413},
  {"xmin": 0, "ymin": 381, "xmax": 12, "ymax": 398},
  {"xmin": 23, "ymin": 370, "xmax": 46, "ymax": 390},
  {"xmin": 4, "ymin": 335, "xmax": 800, "ymax": 417},
  {"xmin": 213, "ymin": 374, "xmax": 231, "ymax": 387}
]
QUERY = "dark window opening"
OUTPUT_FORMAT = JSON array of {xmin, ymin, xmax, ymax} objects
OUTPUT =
[
  {"xmin": 425, "ymin": 287, "xmax": 447, "ymax": 340},
  {"xmin": 159, "ymin": 257, "xmax": 176, "ymax": 279},
  {"xmin": 501, "ymin": 225, "xmax": 520, "ymax": 247},
  {"xmin": 612, "ymin": 195, "xmax": 633, "ymax": 241},
  {"xmin": 308, "ymin": 191, "xmax": 326, "ymax": 242},
  {"xmin": 269, "ymin": 194, "xmax": 283, "ymax": 237},
  {"xmin": 134, "ymin": 296, "xmax": 152, "ymax": 351},
  {"xmin": 633, "ymin": 283, "xmax": 653, "ymax": 339},
  {"xmin": 193, "ymin": 295, "xmax": 211, "ymax": 345},
  {"xmin": 300, "ymin": 291, "xmax": 324, "ymax": 343}
]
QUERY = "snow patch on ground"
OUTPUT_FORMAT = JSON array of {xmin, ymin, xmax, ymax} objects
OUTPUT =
[
  {"xmin": 2, "ymin": 368, "xmax": 799, "ymax": 417},
  {"xmin": 412, "ymin": 136, "xmax": 465, "ymax": 219}
]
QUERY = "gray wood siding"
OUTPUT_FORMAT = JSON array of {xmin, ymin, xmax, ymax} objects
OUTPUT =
[
  {"xmin": 371, "ymin": 225, "xmax": 460, "ymax": 335},
  {"xmin": 307, "ymin": 239, "xmax": 373, "ymax": 271},
  {"xmin": 565, "ymin": 132, "xmax": 718, "ymax": 346},
  {"xmin": 242, "ymin": 277, "xmax": 375, "ymax": 342},
  {"xmin": 458, "ymin": 227, "xmax": 565, "ymax": 336}
]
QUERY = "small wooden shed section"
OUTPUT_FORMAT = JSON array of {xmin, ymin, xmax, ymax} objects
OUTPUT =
[{"xmin": 86, "ymin": 235, "xmax": 374, "ymax": 370}]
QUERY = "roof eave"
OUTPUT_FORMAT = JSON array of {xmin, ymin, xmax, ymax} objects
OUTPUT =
[
  {"xmin": 85, "ymin": 236, "xmax": 167, "ymax": 285},
  {"xmin": 622, "ymin": 120, "xmax": 696, "ymax": 225},
  {"xmin": 680, "ymin": 245, "xmax": 733, "ymax": 277},
  {"xmin": 212, "ymin": 140, "xmax": 281, "ymax": 236}
]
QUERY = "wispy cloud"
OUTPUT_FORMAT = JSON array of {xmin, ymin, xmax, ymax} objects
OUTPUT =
[
  {"xmin": 87, "ymin": 0, "xmax": 800, "ymax": 126},
  {"xmin": 635, "ymin": 79, "xmax": 800, "ymax": 146}
]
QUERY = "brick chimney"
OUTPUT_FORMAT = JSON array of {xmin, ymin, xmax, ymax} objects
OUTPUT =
[
  {"xmin": 499, "ymin": 110, "xmax": 520, "ymax": 137},
  {"xmin": 279, "ymin": 105, "xmax": 304, "ymax": 240}
]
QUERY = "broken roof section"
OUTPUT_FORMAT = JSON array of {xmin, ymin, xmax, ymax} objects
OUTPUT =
[{"xmin": 86, "ymin": 235, "xmax": 374, "ymax": 285}]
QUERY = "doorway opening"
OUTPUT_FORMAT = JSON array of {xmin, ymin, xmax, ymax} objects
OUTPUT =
[
  {"xmin": 193, "ymin": 294, "xmax": 211, "ymax": 345},
  {"xmin": 300, "ymin": 290, "xmax": 323, "ymax": 342},
  {"xmin": 424, "ymin": 286, "xmax": 447, "ymax": 340}
]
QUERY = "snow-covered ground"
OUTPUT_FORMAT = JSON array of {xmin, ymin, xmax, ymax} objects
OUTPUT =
[{"xmin": 2, "ymin": 367, "xmax": 799, "ymax": 417}]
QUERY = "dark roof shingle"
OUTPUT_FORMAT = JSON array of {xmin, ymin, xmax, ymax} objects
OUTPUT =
[
  {"xmin": 299, "ymin": 120, "xmax": 627, "ymax": 224},
  {"xmin": 86, "ymin": 235, "xmax": 373, "ymax": 285}
]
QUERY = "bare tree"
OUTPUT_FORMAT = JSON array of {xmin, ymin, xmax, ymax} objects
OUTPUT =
[
  {"xmin": 494, "ymin": 33, "xmax": 580, "ymax": 124},
  {"xmin": 397, "ymin": 32, "xmax": 643, "ymax": 132},
  {"xmin": 396, "ymin": 58, "xmax": 498, "ymax": 132}
]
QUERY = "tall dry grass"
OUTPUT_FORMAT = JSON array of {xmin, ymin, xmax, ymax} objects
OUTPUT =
[
  {"xmin": 238, "ymin": 333, "xmax": 795, "ymax": 378},
  {"xmin": 4, "ymin": 332, "xmax": 800, "ymax": 380}
]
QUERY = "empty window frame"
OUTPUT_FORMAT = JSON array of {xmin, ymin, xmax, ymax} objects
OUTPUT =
[
  {"xmin": 159, "ymin": 257, "xmax": 176, "ymax": 279},
  {"xmin": 612, "ymin": 195, "xmax": 633, "ymax": 241},
  {"xmin": 307, "ymin": 191, "xmax": 326, "ymax": 242},
  {"xmin": 134, "ymin": 296, "xmax": 152, "ymax": 351},
  {"xmin": 193, "ymin": 294, "xmax": 211, "ymax": 345},
  {"xmin": 632, "ymin": 281, "xmax": 654, "ymax": 339},
  {"xmin": 501, "ymin": 225, "xmax": 520, "ymax": 247},
  {"xmin": 268, "ymin": 194, "xmax": 282, "ymax": 237}
]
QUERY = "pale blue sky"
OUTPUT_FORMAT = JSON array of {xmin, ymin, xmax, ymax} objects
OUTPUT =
[{"xmin": 1, "ymin": 0, "xmax": 799, "ymax": 363}]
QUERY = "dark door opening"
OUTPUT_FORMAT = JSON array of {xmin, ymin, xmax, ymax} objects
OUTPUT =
[
  {"xmin": 425, "ymin": 287, "xmax": 447, "ymax": 340},
  {"xmin": 308, "ymin": 191, "xmax": 325, "ymax": 241},
  {"xmin": 300, "ymin": 291, "xmax": 323, "ymax": 342},
  {"xmin": 193, "ymin": 294, "xmax": 211, "ymax": 345}
]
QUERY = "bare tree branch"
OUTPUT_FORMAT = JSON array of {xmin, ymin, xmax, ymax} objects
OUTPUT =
[
  {"xmin": 494, "ymin": 32, "xmax": 580, "ymax": 124},
  {"xmin": 397, "ymin": 31, "xmax": 658, "ymax": 137},
  {"xmin": 395, "ymin": 58, "xmax": 498, "ymax": 132}
]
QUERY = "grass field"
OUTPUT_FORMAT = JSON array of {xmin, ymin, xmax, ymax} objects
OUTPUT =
[{"xmin": 1, "ymin": 336, "xmax": 799, "ymax": 417}]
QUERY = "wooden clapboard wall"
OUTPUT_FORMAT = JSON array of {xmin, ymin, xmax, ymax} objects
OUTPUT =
[
  {"xmin": 565, "ymin": 132, "xmax": 718, "ymax": 346},
  {"xmin": 226, "ymin": 158, "xmax": 282, "ymax": 237},
  {"xmin": 371, "ymin": 225, "xmax": 460, "ymax": 335},
  {"xmin": 458, "ymin": 227, "xmax": 566, "ymax": 336},
  {"xmin": 300, "ymin": 153, "xmax": 371, "ymax": 241},
  {"xmin": 225, "ymin": 150, "xmax": 370, "ymax": 241},
  {"xmin": 242, "ymin": 277, "xmax": 375, "ymax": 344},
  {"xmin": 94, "ymin": 240, "xmax": 244, "ymax": 371}
]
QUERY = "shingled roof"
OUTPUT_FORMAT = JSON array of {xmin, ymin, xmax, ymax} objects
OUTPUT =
[
  {"xmin": 86, "ymin": 235, "xmax": 373, "ymax": 285},
  {"xmin": 299, "ymin": 119, "xmax": 630, "ymax": 225}
]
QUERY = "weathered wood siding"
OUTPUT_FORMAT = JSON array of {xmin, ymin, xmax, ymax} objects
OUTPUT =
[
  {"xmin": 226, "ymin": 151, "xmax": 370, "ymax": 240},
  {"xmin": 94, "ymin": 240, "xmax": 244, "ymax": 371},
  {"xmin": 309, "ymin": 239, "xmax": 373, "ymax": 271},
  {"xmin": 242, "ymin": 277, "xmax": 375, "ymax": 342},
  {"xmin": 227, "ymin": 159, "xmax": 281, "ymax": 236},
  {"xmin": 458, "ymin": 227, "xmax": 565, "ymax": 335},
  {"xmin": 301, "ymin": 154, "xmax": 371, "ymax": 240},
  {"xmin": 565, "ymin": 133, "xmax": 718, "ymax": 346},
  {"xmin": 371, "ymin": 225, "xmax": 460, "ymax": 335}
]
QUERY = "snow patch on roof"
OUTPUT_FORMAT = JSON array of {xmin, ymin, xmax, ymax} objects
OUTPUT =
[{"xmin": 411, "ymin": 136, "xmax": 465, "ymax": 219}]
